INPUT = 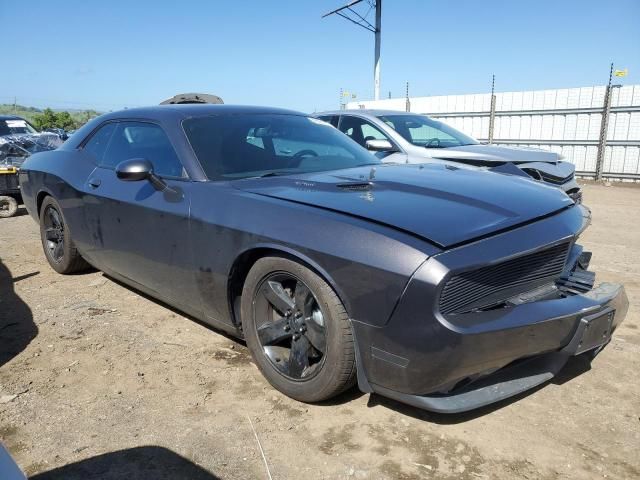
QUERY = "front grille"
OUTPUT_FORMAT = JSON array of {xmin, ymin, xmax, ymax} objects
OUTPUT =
[
  {"xmin": 523, "ymin": 168, "xmax": 574, "ymax": 185},
  {"xmin": 439, "ymin": 241, "xmax": 571, "ymax": 314},
  {"xmin": 539, "ymin": 171, "xmax": 574, "ymax": 185}
]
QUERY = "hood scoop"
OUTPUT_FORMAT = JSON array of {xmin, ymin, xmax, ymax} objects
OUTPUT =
[{"xmin": 336, "ymin": 181, "xmax": 373, "ymax": 191}]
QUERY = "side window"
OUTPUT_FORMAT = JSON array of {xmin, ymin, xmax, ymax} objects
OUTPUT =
[
  {"xmin": 361, "ymin": 123, "xmax": 388, "ymax": 141},
  {"xmin": 102, "ymin": 122, "xmax": 186, "ymax": 178},
  {"xmin": 317, "ymin": 115, "xmax": 339, "ymax": 128},
  {"xmin": 83, "ymin": 123, "xmax": 117, "ymax": 164},
  {"xmin": 338, "ymin": 116, "xmax": 390, "ymax": 148},
  {"xmin": 245, "ymin": 128, "xmax": 265, "ymax": 149}
]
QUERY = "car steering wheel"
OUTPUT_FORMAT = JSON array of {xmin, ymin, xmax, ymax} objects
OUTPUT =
[
  {"xmin": 293, "ymin": 149, "xmax": 319, "ymax": 158},
  {"xmin": 425, "ymin": 138, "xmax": 441, "ymax": 148},
  {"xmin": 288, "ymin": 149, "xmax": 319, "ymax": 167}
]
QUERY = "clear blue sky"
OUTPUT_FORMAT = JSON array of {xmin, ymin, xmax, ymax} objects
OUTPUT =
[{"xmin": 1, "ymin": 0, "xmax": 638, "ymax": 113}]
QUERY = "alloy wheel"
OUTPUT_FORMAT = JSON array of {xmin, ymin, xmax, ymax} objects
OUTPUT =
[
  {"xmin": 253, "ymin": 273, "xmax": 327, "ymax": 380},
  {"xmin": 43, "ymin": 205, "xmax": 65, "ymax": 263}
]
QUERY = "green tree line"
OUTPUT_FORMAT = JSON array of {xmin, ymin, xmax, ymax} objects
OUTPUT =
[{"xmin": 0, "ymin": 104, "xmax": 100, "ymax": 130}]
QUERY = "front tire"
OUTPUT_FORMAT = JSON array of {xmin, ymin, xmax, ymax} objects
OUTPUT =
[
  {"xmin": 241, "ymin": 256, "xmax": 356, "ymax": 402},
  {"xmin": 39, "ymin": 196, "xmax": 90, "ymax": 274}
]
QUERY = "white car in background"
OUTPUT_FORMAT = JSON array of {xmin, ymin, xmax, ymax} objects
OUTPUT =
[{"xmin": 315, "ymin": 110, "xmax": 581, "ymax": 202}]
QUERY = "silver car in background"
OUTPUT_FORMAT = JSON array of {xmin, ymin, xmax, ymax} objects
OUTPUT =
[{"xmin": 316, "ymin": 110, "xmax": 581, "ymax": 202}]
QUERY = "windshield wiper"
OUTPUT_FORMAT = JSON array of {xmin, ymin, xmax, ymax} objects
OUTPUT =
[{"xmin": 243, "ymin": 171, "xmax": 297, "ymax": 179}]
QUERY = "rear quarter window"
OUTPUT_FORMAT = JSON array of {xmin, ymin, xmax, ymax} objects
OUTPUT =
[{"xmin": 83, "ymin": 123, "xmax": 117, "ymax": 164}]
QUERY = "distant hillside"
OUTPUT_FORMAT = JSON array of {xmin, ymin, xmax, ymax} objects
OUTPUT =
[
  {"xmin": 0, "ymin": 104, "xmax": 101, "ymax": 128},
  {"xmin": 0, "ymin": 104, "xmax": 42, "ymax": 123}
]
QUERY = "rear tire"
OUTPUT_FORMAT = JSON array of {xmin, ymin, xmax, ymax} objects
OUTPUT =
[
  {"xmin": 39, "ymin": 196, "xmax": 90, "ymax": 274},
  {"xmin": 0, "ymin": 196, "xmax": 18, "ymax": 218},
  {"xmin": 241, "ymin": 256, "xmax": 356, "ymax": 403}
]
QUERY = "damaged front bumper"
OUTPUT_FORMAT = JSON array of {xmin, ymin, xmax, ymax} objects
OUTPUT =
[
  {"xmin": 351, "ymin": 205, "xmax": 627, "ymax": 413},
  {"xmin": 364, "ymin": 282, "xmax": 627, "ymax": 414}
]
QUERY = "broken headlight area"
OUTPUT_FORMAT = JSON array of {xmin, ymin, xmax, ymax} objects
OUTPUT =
[
  {"xmin": 473, "ymin": 247, "xmax": 597, "ymax": 312},
  {"xmin": 522, "ymin": 167, "xmax": 575, "ymax": 185},
  {"xmin": 440, "ymin": 243, "xmax": 595, "ymax": 316}
]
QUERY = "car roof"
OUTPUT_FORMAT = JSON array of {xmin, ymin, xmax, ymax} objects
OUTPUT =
[
  {"xmin": 315, "ymin": 109, "xmax": 425, "ymax": 117},
  {"xmin": 100, "ymin": 104, "xmax": 305, "ymax": 122},
  {"xmin": 0, "ymin": 115, "xmax": 27, "ymax": 121}
]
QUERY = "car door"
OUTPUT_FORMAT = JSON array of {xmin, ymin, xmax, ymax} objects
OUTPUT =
[{"xmin": 80, "ymin": 120, "xmax": 196, "ymax": 305}]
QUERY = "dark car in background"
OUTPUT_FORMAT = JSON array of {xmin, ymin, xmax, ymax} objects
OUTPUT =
[
  {"xmin": 316, "ymin": 110, "xmax": 582, "ymax": 203},
  {"xmin": 18, "ymin": 105, "xmax": 626, "ymax": 413}
]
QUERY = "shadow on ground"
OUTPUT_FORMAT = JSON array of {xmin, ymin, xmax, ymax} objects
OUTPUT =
[
  {"xmin": 10, "ymin": 207, "xmax": 29, "ymax": 218},
  {"xmin": 0, "ymin": 258, "xmax": 36, "ymax": 367},
  {"xmin": 30, "ymin": 446, "xmax": 220, "ymax": 480}
]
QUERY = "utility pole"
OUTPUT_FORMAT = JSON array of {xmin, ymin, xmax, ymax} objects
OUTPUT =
[
  {"xmin": 488, "ymin": 75, "xmax": 496, "ymax": 144},
  {"xmin": 373, "ymin": 0, "xmax": 381, "ymax": 100},
  {"xmin": 13, "ymin": 97, "xmax": 17, "ymax": 113},
  {"xmin": 405, "ymin": 82, "xmax": 410, "ymax": 112},
  {"xmin": 322, "ymin": 1, "xmax": 382, "ymax": 100},
  {"xmin": 595, "ymin": 63, "xmax": 614, "ymax": 182}
]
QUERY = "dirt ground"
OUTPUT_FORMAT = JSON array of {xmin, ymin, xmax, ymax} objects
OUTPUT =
[{"xmin": 1, "ymin": 183, "xmax": 639, "ymax": 480}]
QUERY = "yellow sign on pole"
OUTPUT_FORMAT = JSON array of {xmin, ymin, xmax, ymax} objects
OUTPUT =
[{"xmin": 614, "ymin": 69, "xmax": 628, "ymax": 77}]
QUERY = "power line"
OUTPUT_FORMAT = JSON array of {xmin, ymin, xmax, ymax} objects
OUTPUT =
[{"xmin": 322, "ymin": 0, "xmax": 382, "ymax": 100}]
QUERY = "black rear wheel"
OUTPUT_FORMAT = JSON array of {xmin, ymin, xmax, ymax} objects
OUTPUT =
[
  {"xmin": 39, "ymin": 196, "xmax": 90, "ymax": 274},
  {"xmin": 241, "ymin": 257, "xmax": 356, "ymax": 402}
]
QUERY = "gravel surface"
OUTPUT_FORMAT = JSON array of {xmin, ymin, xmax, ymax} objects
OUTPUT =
[{"xmin": 1, "ymin": 182, "xmax": 639, "ymax": 479}]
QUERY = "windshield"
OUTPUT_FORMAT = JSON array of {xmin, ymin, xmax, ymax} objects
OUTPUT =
[
  {"xmin": 378, "ymin": 114, "xmax": 479, "ymax": 148},
  {"xmin": 183, "ymin": 114, "xmax": 380, "ymax": 180},
  {"xmin": 0, "ymin": 119, "xmax": 38, "ymax": 136}
]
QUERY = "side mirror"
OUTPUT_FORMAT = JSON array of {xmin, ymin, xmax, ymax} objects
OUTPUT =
[
  {"xmin": 365, "ymin": 139, "xmax": 395, "ymax": 152},
  {"xmin": 116, "ymin": 158, "xmax": 153, "ymax": 182}
]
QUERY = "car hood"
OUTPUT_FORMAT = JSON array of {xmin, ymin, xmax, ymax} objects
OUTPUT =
[
  {"xmin": 428, "ymin": 144, "xmax": 561, "ymax": 164},
  {"xmin": 233, "ymin": 164, "xmax": 574, "ymax": 248}
]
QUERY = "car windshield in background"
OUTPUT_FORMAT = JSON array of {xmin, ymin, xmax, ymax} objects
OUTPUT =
[
  {"xmin": 183, "ymin": 114, "xmax": 379, "ymax": 180},
  {"xmin": 0, "ymin": 119, "xmax": 38, "ymax": 136},
  {"xmin": 379, "ymin": 114, "xmax": 479, "ymax": 148}
]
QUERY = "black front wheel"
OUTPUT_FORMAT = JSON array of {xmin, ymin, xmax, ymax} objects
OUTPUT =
[
  {"xmin": 241, "ymin": 256, "xmax": 356, "ymax": 402},
  {"xmin": 39, "ymin": 196, "xmax": 90, "ymax": 274}
]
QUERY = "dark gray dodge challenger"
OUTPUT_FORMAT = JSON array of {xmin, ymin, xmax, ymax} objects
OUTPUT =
[{"xmin": 19, "ymin": 105, "xmax": 628, "ymax": 413}]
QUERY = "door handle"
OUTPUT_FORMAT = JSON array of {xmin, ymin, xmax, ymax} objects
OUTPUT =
[{"xmin": 88, "ymin": 178, "xmax": 101, "ymax": 188}]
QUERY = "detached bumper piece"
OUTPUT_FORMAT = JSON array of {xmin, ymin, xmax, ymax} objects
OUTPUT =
[{"xmin": 369, "ymin": 283, "xmax": 627, "ymax": 414}]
